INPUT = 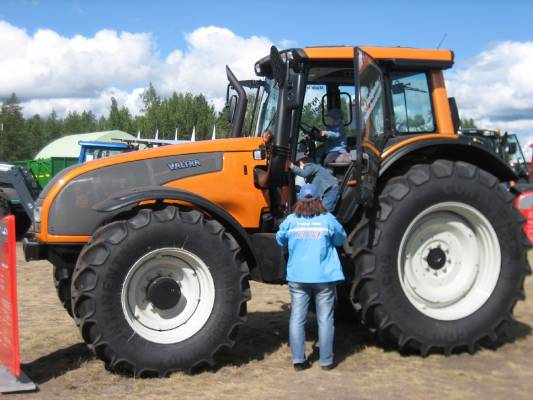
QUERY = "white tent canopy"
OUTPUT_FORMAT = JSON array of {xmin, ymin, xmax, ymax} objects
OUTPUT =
[{"xmin": 35, "ymin": 130, "xmax": 135, "ymax": 159}]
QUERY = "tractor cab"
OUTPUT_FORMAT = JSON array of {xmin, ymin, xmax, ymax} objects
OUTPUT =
[{"xmin": 227, "ymin": 46, "xmax": 458, "ymax": 220}]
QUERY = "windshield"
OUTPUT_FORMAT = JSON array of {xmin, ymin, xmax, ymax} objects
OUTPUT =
[
  {"xmin": 85, "ymin": 148, "xmax": 127, "ymax": 161},
  {"xmin": 506, "ymin": 134, "xmax": 526, "ymax": 166},
  {"xmin": 254, "ymin": 78, "xmax": 280, "ymax": 137}
]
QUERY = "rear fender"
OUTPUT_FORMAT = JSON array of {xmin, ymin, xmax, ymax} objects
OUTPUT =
[{"xmin": 380, "ymin": 138, "xmax": 518, "ymax": 182}]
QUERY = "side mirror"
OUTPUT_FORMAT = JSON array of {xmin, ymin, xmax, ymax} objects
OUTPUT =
[
  {"xmin": 508, "ymin": 142, "xmax": 517, "ymax": 155},
  {"xmin": 270, "ymin": 46, "xmax": 286, "ymax": 87},
  {"xmin": 227, "ymin": 95, "xmax": 238, "ymax": 123},
  {"xmin": 321, "ymin": 92, "xmax": 353, "ymax": 127},
  {"xmin": 391, "ymin": 82, "xmax": 405, "ymax": 95}
]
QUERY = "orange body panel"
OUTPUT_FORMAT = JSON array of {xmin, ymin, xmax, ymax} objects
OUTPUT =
[
  {"xmin": 38, "ymin": 137, "xmax": 266, "ymax": 243},
  {"xmin": 430, "ymin": 71, "xmax": 455, "ymax": 134},
  {"xmin": 303, "ymin": 46, "xmax": 453, "ymax": 63},
  {"xmin": 164, "ymin": 151, "xmax": 269, "ymax": 228},
  {"xmin": 363, "ymin": 142, "xmax": 381, "ymax": 157}
]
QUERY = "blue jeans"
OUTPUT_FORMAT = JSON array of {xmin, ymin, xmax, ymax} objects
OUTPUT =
[
  {"xmin": 288, "ymin": 282, "xmax": 336, "ymax": 366},
  {"xmin": 321, "ymin": 185, "xmax": 339, "ymax": 213}
]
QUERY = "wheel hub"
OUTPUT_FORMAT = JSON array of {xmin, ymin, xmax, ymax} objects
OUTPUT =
[
  {"xmin": 426, "ymin": 247, "xmax": 447, "ymax": 270},
  {"xmin": 121, "ymin": 248, "xmax": 216, "ymax": 344},
  {"xmin": 146, "ymin": 277, "xmax": 181, "ymax": 310}
]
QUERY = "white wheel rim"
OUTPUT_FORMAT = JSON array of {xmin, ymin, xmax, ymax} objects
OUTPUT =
[
  {"xmin": 121, "ymin": 248, "xmax": 215, "ymax": 344},
  {"xmin": 398, "ymin": 202, "xmax": 501, "ymax": 321}
]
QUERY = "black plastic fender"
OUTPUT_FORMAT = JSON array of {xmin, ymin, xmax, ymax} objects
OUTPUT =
[
  {"xmin": 92, "ymin": 185, "xmax": 259, "ymax": 275},
  {"xmin": 380, "ymin": 137, "xmax": 518, "ymax": 182}
]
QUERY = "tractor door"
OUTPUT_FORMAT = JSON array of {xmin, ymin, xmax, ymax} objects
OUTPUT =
[{"xmin": 336, "ymin": 48, "xmax": 389, "ymax": 222}]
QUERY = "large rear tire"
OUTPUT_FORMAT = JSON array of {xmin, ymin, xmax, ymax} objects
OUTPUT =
[
  {"xmin": 71, "ymin": 206, "xmax": 251, "ymax": 376},
  {"xmin": 345, "ymin": 160, "xmax": 531, "ymax": 355}
]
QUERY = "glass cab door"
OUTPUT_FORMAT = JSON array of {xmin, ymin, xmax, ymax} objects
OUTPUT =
[
  {"xmin": 336, "ymin": 48, "xmax": 388, "ymax": 221},
  {"xmin": 355, "ymin": 47, "xmax": 387, "ymax": 206}
]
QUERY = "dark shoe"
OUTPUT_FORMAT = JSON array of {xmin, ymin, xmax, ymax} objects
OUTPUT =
[
  {"xmin": 321, "ymin": 362, "xmax": 337, "ymax": 371},
  {"xmin": 293, "ymin": 360, "xmax": 311, "ymax": 371}
]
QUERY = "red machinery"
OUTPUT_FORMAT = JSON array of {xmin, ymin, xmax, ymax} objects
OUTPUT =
[{"xmin": 515, "ymin": 190, "xmax": 533, "ymax": 244}]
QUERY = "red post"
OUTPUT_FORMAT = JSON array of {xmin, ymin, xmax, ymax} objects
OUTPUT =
[{"xmin": 0, "ymin": 214, "xmax": 20, "ymax": 377}]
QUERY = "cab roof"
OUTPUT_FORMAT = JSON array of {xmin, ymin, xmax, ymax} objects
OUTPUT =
[
  {"xmin": 303, "ymin": 46, "xmax": 453, "ymax": 64},
  {"xmin": 254, "ymin": 46, "xmax": 454, "ymax": 77}
]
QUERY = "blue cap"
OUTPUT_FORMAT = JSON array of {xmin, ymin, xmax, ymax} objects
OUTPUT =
[{"xmin": 299, "ymin": 183, "xmax": 318, "ymax": 201}]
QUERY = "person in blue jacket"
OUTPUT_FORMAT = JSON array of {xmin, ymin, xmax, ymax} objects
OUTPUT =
[
  {"xmin": 320, "ymin": 108, "xmax": 348, "ymax": 165},
  {"xmin": 276, "ymin": 183, "xmax": 347, "ymax": 371},
  {"xmin": 289, "ymin": 153, "xmax": 340, "ymax": 213}
]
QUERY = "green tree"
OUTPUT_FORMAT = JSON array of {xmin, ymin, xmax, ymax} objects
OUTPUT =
[
  {"xmin": 136, "ymin": 84, "xmax": 218, "ymax": 140},
  {"xmin": 216, "ymin": 108, "xmax": 231, "ymax": 138},
  {"xmin": 43, "ymin": 110, "xmax": 62, "ymax": 143},
  {"xmin": 25, "ymin": 114, "xmax": 46, "ymax": 158},
  {"xmin": 142, "ymin": 82, "xmax": 160, "ymax": 112},
  {"xmin": 0, "ymin": 93, "xmax": 29, "ymax": 161},
  {"xmin": 0, "ymin": 85, "xmax": 236, "ymax": 162},
  {"xmin": 108, "ymin": 97, "xmax": 133, "ymax": 132},
  {"xmin": 461, "ymin": 118, "xmax": 477, "ymax": 129}
]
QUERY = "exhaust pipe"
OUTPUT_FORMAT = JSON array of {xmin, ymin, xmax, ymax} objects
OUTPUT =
[{"xmin": 226, "ymin": 66, "xmax": 248, "ymax": 138}]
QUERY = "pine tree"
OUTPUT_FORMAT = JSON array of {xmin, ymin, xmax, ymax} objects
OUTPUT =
[
  {"xmin": 461, "ymin": 118, "xmax": 477, "ymax": 129},
  {"xmin": 0, "ymin": 93, "xmax": 28, "ymax": 161},
  {"xmin": 108, "ymin": 97, "xmax": 133, "ymax": 132},
  {"xmin": 25, "ymin": 114, "xmax": 46, "ymax": 158}
]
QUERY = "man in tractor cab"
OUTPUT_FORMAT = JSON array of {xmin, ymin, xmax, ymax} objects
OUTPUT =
[{"xmin": 319, "ymin": 108, "xmax": 349, "ymax": 165}]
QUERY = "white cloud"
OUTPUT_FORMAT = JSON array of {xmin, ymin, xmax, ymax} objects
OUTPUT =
[
  {"xmin": 0, "ymin": 21, "xmax": 154, "ymax": 99},
  {"xmin": 0, "ymin": 21, "xmax": 273, "ymax": 118},
  {"xmin": 21, "ymin": 87, "xmax": 145, "ymax": 118},
  {"xmin": 154, "ymin": 26, "xmax": 272, "ymax": 110},
  {"xmin": 447, "ymin": 41, "xmax": 533, "ymax": 135}
]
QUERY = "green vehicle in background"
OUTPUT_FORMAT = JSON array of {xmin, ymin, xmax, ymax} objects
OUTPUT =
[
  {"xmin": 0, "ymin": 141, "xmax": 134, "ymax": 237},
  {"xmin": 459, "ymin": 128, "xmax": 530, "ymax": 183},
  {"xmin": 12, "ymin": 157, "xmax": 78, "ymax": 188}
]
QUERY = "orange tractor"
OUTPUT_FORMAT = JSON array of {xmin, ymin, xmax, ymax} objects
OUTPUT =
[{"xmin": 23, "ymin": 46, "xmax": 530, "ymax": 376}]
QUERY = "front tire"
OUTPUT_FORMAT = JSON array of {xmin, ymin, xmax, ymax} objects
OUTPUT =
[
  {"xmin": 345, "ymin": 160, "xmax": 531, "ymax": 355},
  {"xmin": 71, "ymin": 206, "xmax": 251, "ymax": 376}
]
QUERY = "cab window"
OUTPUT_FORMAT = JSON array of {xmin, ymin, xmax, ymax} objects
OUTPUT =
[
  {"xmin": 301, "ymin": 84, "xmax": 327, "ymax": 131},
  {"xmin": 300, "ymin": 83, "xmax": 356, "ymax": 139},
  {"xmin": 390, "ymin": 72, "xmax": 435, "ymax": 134}
]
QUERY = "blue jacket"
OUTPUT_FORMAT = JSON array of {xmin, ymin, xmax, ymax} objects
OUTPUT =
[
  {"xmin": 290, "ymin": 162, "xmax": 338, "ymax": 197},
  {"xmin": 324, "ymin": 124, "xmax": 347, "ymax": 154},
  {"xmin": 276, "ymin": 213, "xmax": 346, "ymax": 283}
]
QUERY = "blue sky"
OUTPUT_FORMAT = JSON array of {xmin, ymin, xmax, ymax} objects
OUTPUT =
[
  {"xmin": 0, "ymin": 0, "xmax": 532, "ymax": 151},
  {"xmin": 1, "ymin": 0, "xmax": 531, "ymax": 61}
]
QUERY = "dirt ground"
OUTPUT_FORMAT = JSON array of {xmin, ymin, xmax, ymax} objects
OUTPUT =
[{"xmin": 7, "ymin": 243, "xmax": 533, "ymax": 399}]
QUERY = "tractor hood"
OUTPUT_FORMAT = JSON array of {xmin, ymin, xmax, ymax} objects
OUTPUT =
[
  {"xmin": 36, "ymin": 136, "xmax": 265, "ymax": 238},
  {"xmin": 40, "ymin": 137, "xmax": 263, "ymax": 200}
]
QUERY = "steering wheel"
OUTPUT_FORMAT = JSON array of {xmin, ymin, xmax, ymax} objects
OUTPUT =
[{"xmin": 300, "ymin": 122, "xmax": 322, "ymax": 141}]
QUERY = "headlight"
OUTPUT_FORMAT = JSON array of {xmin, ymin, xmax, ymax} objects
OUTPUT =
[{"xmin": 33, "ymin": 206, "xmax": 42, "ymax": 223}]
